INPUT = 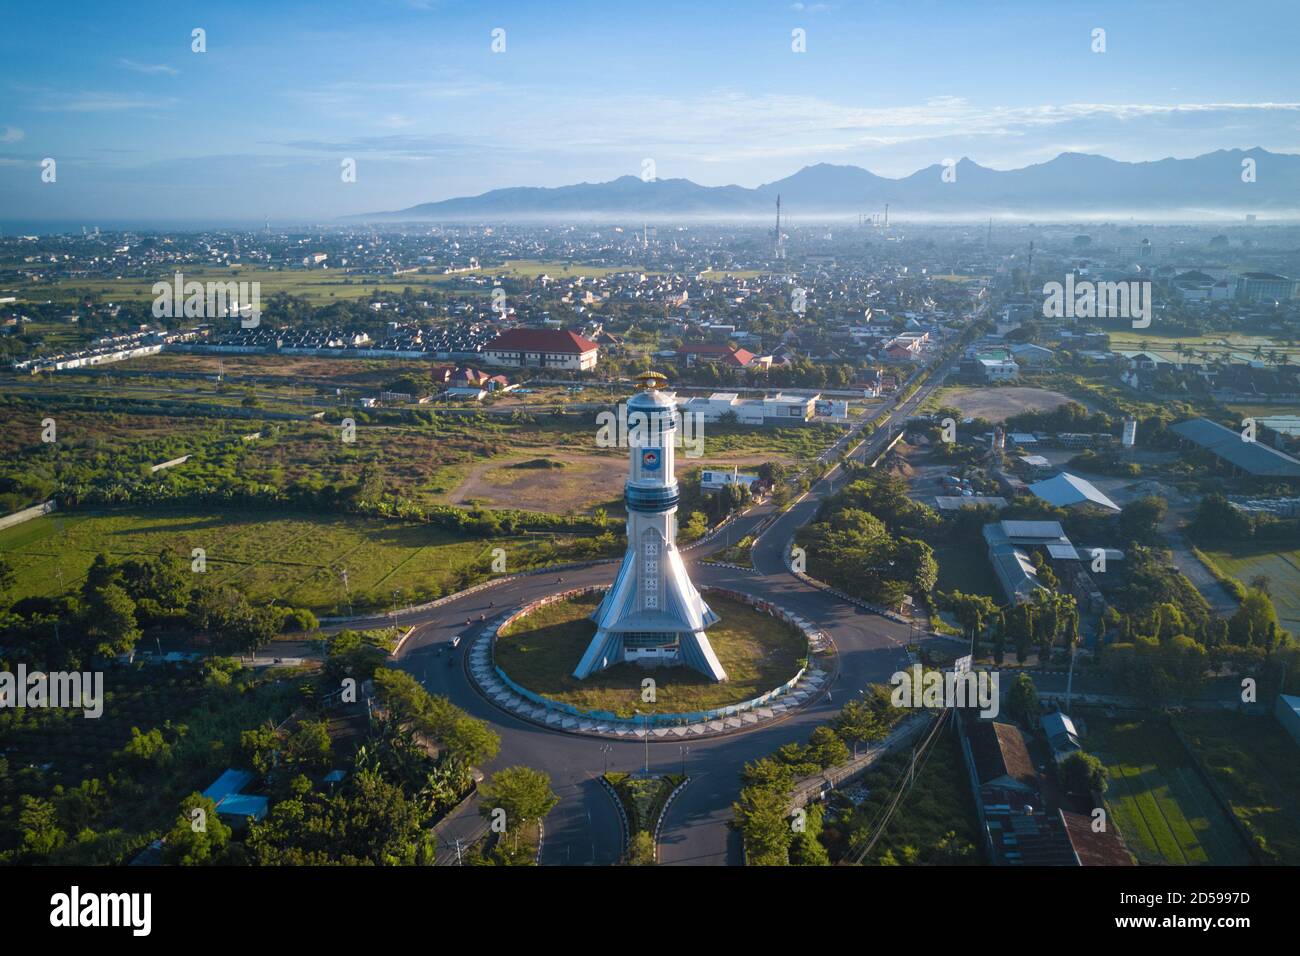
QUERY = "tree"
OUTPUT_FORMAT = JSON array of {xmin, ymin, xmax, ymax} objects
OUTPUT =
[
  {"xmin": 807, "ymin": 726, "xmax": 849, "ymax": 769},
  {"xmin": 834, "ymin": 698, "xmax": 886, "ymax": 754},
  {"xmin": 18, "ymin": 796, "xmax": 66, "ymax": 859},
  {"xmin": 1189, "ymin": 493, "xmax": 1252, "ymax": 541},
  {"xmin": 81, "ymin": 582, "xmax": 141, "ymax": 658},
  {"xmin": 681, "ymin": 511, "xmax": 709, "ymax": 542},
  {"xmin": 1007, "ymin": 673, "xmax": 1040, "ymax": 728},
  {"xmin": 789, "ymin": 803, "xmax": 830, "ymax": 866},
  {"xmin": 477, "ymin": 766, "xmax": 558, "ymax": 851},
  {"xmin": 1229, "ymin": 588, "xmax": 1281, "ymax": 646},
  {"xmin": 1118, "ymin": 496, "xmax": 1166, "ymax": 545},
  {"xmin": 939, "ymin": 591, "xmax": 998, "ymax": 652},
  {"xmin": 163, "ymin": 794, "xmax": 232, "ymax": 865},
  {"xmin": 1061, "ymin": 751, "xmax": 1108, "ymax": 796},
  {"xmin": 285, "ymin": 719, "xmax": 333, "ymax": 775},
  {"xmin": 732, "ymin": 784, "xmax": 793, "ymax": 866},
  {"xmin": 241, "ymin": 724, "xmax": 280, "ymax": 777}
]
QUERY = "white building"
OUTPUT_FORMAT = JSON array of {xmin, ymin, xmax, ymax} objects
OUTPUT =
[
  {"xmin": 683, "ymin": 392, "xmax": 817, "ymax": 425},
  {"xmin": 979, "ymin": 358, "xmax": 1020, "ymax": 381}
]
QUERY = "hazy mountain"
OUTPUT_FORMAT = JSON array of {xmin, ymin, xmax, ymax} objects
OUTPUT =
[{"xmin": 353, "ymin": 148, "xmax": 1300, "ymax": 221}]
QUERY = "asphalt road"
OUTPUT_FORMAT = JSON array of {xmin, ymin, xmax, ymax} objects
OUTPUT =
[{"xmin": 344, "ymin": 351, "xmax": 966, "ymax": 866}]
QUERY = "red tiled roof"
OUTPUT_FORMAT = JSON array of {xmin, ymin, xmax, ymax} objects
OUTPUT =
[
  {"xmin": 680, "ymin": 344, "xmax": 755, "ymax": 366},
  {"xmin": 485, "ymin": 328, "xmax": 597, "ymax": 354}
]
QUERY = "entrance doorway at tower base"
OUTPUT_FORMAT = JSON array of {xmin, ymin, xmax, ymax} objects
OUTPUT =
[{"xmin": 623, "ymin": 645, "xmax": 681, "ymax": 666}]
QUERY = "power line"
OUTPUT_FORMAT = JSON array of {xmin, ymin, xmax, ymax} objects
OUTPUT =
[{"xmin": 847, "ymin": 707, "xmax": 952, "ymax": 865}]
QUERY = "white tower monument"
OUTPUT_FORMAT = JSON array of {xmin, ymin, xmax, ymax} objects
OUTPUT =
[{"xmin": 574, "ymin": 373, "xmax": 727, "ymax": 682}]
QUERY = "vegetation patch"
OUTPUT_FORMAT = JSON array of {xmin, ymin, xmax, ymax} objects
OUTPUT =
[
  {"xmin": 1176, "ymin": 711, "xmax": 1300, "ymax": 864},
  {"xmin": 1086, "ymin": 715, "xmax": 1252, "ymax": 865}
]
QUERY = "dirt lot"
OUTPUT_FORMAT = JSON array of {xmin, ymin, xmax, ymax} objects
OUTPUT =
[
  {"xmin": 932, "ymin": 386, "xmax": 1081, "ymax": 422},
  {"xmin": 447, "ymin": 451, "xmax": 783, "ymax": 514}
]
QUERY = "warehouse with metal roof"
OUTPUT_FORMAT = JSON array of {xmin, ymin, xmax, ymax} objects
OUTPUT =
[{"xmin": 1169, "ymin": 418, "xmax": 1300, "ymax": 478}]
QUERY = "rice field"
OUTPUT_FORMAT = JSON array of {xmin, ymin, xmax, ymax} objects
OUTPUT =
[
  {"xmin": 1087, "ymin": 716, "xmax": 1252, "ymax": 865},
  {"xmin": 1176, "ymin": 712, "xmax": 1300, "ymax": 864},
  {"xmin": 1201, "ymin": 545, "xmax": 1300, "ymax": 637}
]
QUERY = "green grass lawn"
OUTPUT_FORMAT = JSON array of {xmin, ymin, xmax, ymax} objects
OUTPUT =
[
  {"xmin": 1176, "ymin": 711, "xmax": 1300, "ymax": 864},
  {"xmin": 1086, "ymin": 716, "xmax": 1252, "ymax": 865},
  {"xmin": 494, "ymin": 592, "xmax": 807, "ymax": 716},
  {"xmin": 0, "ymin": 508, "xmax": 551, "ymax": 613},
  {"xmin": 1201, "ymin": 545, "xmax": 1300, "ymax": 636}
]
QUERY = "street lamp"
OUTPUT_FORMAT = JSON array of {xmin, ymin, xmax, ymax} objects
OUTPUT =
[
  {"xmin": 678, "ymin": 744, "xmax": 690, "ymax": 778},
  {"xmin": 600, "ymin": 743, "xmax": 613, "ymax": 776}
]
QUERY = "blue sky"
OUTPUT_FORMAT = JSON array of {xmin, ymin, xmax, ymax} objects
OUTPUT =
[{"xmin": 2, "ymin": 0, "xmax": 1298, "ymax": 222}]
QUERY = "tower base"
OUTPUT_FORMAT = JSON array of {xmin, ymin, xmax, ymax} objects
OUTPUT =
[{"xmin": 574, "ymin": 628, "xmax": 727, "ymax": 682}]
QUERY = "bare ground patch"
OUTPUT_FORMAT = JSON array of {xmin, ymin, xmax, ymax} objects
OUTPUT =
[{"xmin": 936, "ymin": 386, "xmax": 1082, "ymax": 422}]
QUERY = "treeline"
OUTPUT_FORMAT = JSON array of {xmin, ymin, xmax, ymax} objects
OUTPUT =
[
  {"xmin": 0, "ymin": 657, "xmax": 507, "ymax": 865},
  {"xmin": 0, "ymin": 549, "xmax": 317, "ymax": 671},
  {"xmin": 797, "ymin": 471, "xmax": 939, "ymax": 607},
  {"xmin": 1189, "ymin": 493, "xmax": 1300, "ymax": 545},
  {"xmin": 733, "ymin": 688, "xmax": 904, "ymax": 866}
]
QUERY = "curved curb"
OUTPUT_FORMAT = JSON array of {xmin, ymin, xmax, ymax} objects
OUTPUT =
[
  {"xmin": 597, "ymin": 774, "xmax": 631, "ymax": 861},
  {"xmin": 464, "ymin": 589, "xmax": 837, "ymax": 741},
  {"xmin": 652, "ymin": 776, "xmax": 692, "ymax": 864}
]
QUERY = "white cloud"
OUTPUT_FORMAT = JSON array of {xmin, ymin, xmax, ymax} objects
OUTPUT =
[
  {"xmin": 0, "ymin": 126, "xmax": 24, "ymax": 143},
  {"xmin": 26, "ymin": 89, "xmax": 179, "ymax": 112},
  {"xmin": 117, "ymin": 59, "xmax": 179, "ymax": 76}
]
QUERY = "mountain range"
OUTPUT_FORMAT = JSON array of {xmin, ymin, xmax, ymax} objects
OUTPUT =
[{"xmin": 353, "ymin": 148, "xmax": 1300, "ymax": 222}]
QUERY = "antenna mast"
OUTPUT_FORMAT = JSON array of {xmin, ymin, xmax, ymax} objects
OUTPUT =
[{"xmin": 774, "ymin": 195, "xmax": 785, "ymax": 260}]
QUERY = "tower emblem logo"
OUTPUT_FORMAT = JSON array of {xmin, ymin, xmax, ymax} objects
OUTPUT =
[{"xmin": 641, "ymin": 449, "xmax": 661, "ymax": 471}]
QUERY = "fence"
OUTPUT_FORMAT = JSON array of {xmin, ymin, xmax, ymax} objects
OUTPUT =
[{"xmin": 487, "ymin": 585, "xmax": 819, "ymax": 727}]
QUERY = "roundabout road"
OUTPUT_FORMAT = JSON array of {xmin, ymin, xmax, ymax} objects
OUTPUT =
[{"xmin": 343, "ymin": 356, "xmax": 959, "ymax": 865}]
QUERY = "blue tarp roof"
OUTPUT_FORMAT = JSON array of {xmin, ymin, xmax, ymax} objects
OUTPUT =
[
  {"xmin": 202, "ymin": 769, "xmax": 255, "ymax": 803},
  {"xmin": 214, "ymin": 793, "xmax": 269, "ymax": 821}
]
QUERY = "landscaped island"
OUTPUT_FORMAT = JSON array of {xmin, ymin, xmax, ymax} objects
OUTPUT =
[{"xmin": 494, "ymin": 591, "xmax": 807, "ymax": 716}]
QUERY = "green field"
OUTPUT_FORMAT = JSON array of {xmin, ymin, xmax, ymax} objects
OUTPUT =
[
  {"xmin": 1201, "ymin": 545, "xmax": 1300, "ymax": 636},
  {"xmin": 1107, "ymin": 329, "xmax": 1300, "ymax": 365},
  {"xmin": 1176, "ymin": 712, "xmax": 1300, "ymax": 864},
  {"xmin": 494, "ymin": 592, "xmax": 808, "ymax": 715},
  {"xmin": 18, "ymin": 260, "xmax": 767, "ymax": 306},
  {"xmin": 0, "ymin": 509, "xmax": 553, "ymax": 613},
  {"xmin": 1087, "ymin": 716, "xmax": 1252, "ymax": 865}
]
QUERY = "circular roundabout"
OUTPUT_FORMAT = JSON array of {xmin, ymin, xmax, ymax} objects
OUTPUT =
[{"xmin": 466, "ymin": 585, "xmax": 836, "ymax": 738}]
